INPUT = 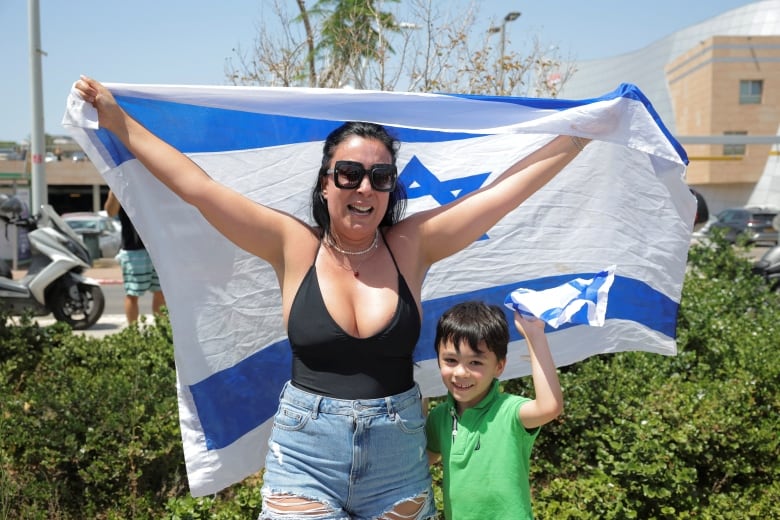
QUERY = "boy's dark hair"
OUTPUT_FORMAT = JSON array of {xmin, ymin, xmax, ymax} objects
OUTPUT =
[
  {"xmin": 311, "ymin": 121, "xmax": 407, "ymax": 237},
  {"xmin": 434, "ymin": 301, "xmax": 510, "ymax": 361}
]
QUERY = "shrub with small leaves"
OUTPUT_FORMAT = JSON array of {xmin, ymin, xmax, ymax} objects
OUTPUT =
[
  {"xmin": 2, "ymin": 236, "xmax": 778, "ymax": 517},
  {"xmin": 1, "ymin": 313, "xmax": 184, "ymax": 518},
  {"xmin": 512, "ymin": 236, "xmax": 780, "ymax": 518}
]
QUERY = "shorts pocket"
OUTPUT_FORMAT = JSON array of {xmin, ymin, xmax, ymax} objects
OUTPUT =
[
  {"xmin": 272, "ymin": 402, "xmax": 310, "ymax": 431},
  {"xmin": 393, "ymin": 403, "xmax": 426, "ymax": 434}
]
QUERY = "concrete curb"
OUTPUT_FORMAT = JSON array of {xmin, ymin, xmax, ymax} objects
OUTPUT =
[{"xmin": 30, "ymin": 314, "xmax": 159, "ymax": 338}]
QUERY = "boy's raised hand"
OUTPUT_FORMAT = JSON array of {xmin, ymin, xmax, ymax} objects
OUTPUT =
[
  {"xmin": 515, "ymin": 311, "xmax": 564, "ymax": 429},
  {"xmin": 513, "ymin": 311, "xmax": 545, "ymax": 339}
]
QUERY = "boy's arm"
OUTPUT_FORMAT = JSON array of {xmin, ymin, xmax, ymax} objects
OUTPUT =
[
  {"xmin": 514, "ymin": 312, "xmax": 564, "ymax": 429},
  {"xmin": 427, "ymin": 450, "xmax": 441, "ymax": 465},
  {"xmin": 425, "ymin": 404, "xmax": 443, "ymax": 465}
]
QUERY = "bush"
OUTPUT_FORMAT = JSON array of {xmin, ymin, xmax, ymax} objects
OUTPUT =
[
  {"xmin": 1, "ymin": 313, "xmax": 184, "ymax": 518},
  {"xmin": 1, "ymin": 236, "xmax": 778, "ymax": 517},
  {"xmin": 0, "ymin": 314, "xmax": 68, "ymax": 388},
  {"xmin": 525, "ymin": 238, "xmax": 780, "ymax": 518}
]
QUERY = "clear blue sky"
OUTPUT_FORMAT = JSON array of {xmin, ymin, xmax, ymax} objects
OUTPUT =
[{"xmin": 0, "ymin": 0, "xmax": 757, "ymax": 142}]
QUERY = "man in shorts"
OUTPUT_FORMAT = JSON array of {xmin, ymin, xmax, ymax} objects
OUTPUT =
[{"xmin": 104, "ymin": 191, "xmax": 165, "ymax": 323}]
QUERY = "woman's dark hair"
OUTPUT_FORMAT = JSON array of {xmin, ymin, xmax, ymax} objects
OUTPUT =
[{"xmin": 311, "ymin": 121, "xmax": 407, "ymax": 236}]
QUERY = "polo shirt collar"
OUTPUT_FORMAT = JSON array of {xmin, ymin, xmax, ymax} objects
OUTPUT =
[{"xmin": 447, "ymin": 378, "xmax": 500, "ymax": 416}]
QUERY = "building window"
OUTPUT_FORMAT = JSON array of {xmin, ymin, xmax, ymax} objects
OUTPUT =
[
  {"xmin": 739, "ymin": 80, "xmax": 762, "ymax": 104},
  {"xmin": 723, "ymin": 131, "xmax": 747, "ymax": 156}
]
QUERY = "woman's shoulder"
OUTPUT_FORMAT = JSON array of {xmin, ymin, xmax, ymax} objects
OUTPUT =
[{"xmin": 382, "ymin": 220, "xmax": 421, "ymax": 248}]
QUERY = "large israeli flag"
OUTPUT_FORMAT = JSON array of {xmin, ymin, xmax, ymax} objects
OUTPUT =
[{"xmin": 63, "ymin": 82, "xmax": 694, "ymax": 496}]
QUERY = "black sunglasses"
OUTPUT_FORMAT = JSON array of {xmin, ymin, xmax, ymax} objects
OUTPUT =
[{"xmin": 326, "ymin": 160, "xmax": 398, "ymax": 192}]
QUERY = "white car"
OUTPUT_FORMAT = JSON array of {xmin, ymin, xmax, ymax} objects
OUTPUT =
[{"xmin": 62, "ymin": 212, "xmax": 122, "ymax": 258}]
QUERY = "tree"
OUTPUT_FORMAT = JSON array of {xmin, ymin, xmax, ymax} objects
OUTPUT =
[
  {"xmin": 225, "ymin": 0, "xmax": 576, "ymax": 96},
  {"xmin": 310, "ymin": 0, "xmax": 400, "ymax": 88}
]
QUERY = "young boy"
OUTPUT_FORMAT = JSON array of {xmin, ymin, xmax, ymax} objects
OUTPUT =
[{"xmin": 425, "ymin": 300, "xmax": 564, "ymax": 519}]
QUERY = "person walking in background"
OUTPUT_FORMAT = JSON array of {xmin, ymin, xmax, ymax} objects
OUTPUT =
[
  {"xmin": 104, "ymin": 190, "xmax": 165, "ymax": 323},
  {"xmin": 426, "ymin": 301, "xmax": 564, "ymax": 519}
]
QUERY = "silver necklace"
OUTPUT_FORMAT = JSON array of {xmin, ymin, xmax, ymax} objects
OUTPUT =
[
  {"xmin": 341, "ymin": 245, "xmax": 379, "ymax": 278},
  {"xmin": 327, "ymin": 230, "xmax": 379, "ymax": 256}
]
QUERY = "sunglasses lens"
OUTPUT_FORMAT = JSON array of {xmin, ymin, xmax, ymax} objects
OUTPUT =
[
  {"xmin": 371, "ymin": 165, "xmax": 397, "ymax": 191},
  {"xmin": 335, "ymin": 163, "xmax": 364, "ymax": 189}
]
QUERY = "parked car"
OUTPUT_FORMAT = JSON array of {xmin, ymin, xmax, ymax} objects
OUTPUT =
[
  {"xmin": 62, "ymin": 212, "xmax": 122, "ymax": 258},
  {"xmin": 0, "ymin": 148, "xmax": 25, "ymax": 160},
  {"xmin": 97, "ymin": 209, "xmax": 121, "ymax": 233},
  {"xmin": 706, "ymin": 207, "xmax": 779, "ymax": 245}
]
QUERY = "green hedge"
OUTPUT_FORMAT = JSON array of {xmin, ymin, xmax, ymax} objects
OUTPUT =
[
  {"xmin": 521, "ymin": 238, "xmax": 780, "ymax": 518},
  {"xmin": 1, "ymin": 237, "xmax": 778, "ymax": 518},
  {"xmin": 0, "ymin": 316, "xmax": 184, "ymax": 519}
]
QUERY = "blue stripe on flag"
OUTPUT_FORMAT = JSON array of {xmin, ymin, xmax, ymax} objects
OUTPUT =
[
  {"xmin": 95, "ymin": 95, "xmax": 493, "ymax": 167},
  {"xmin": 416, "ymin": 273, "xmax": 677, "ymax": 361},
  {"xmin": 189, "ymin": 272, "xmax": 677, "ymax": 451},
  {"xmin": 189, "ymin": 339, "xmax": 292, "ymax": 451},
  {"xmin": 450, "ymin": 82, "xmax": 646, "ymax": 108},
  {"xmin": 93, "ymin": 84, "xmax": 687, "ymax": 169},
  {"xmin": 449, "ymin": 83, "xmax": 688, "ymax": 164}
]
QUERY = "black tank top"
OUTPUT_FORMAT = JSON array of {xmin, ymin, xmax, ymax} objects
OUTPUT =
[
  {"xmin": 287, "ymin": 234, "xmax": 421, "ymax": 399},
  {"xmin": 118, "ymin": 208, "xmax": 145, "ymax": 251}
]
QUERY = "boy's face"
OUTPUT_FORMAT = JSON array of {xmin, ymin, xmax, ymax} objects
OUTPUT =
[{"xmin": 438, "ymin": 339, "xmax": 506, "ymax": 413}]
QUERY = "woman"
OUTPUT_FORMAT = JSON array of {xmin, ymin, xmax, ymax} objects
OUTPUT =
[{"xmin": 75, "ymin": 76, "xmax": 589, "ymax": 519}]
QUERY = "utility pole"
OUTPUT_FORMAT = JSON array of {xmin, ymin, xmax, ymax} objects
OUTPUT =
[
  {"xmin": 488, "ymin": 11, "xmax": 521, "ymax": 94},
  {"xmin": 28, "ymin": 0, "xmax": 47, "ymax": 211}
]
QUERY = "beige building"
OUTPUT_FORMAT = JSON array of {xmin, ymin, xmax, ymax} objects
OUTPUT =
[
  {"xmin": 559, "ymin": 0, "xmax": 780, "ymax": 214},
  {"xmin": 0, "ymin": 140, "xmax": 106, "ymax": 214},
  {"xmin": 667, "ymin": 35, "xmax": 780, "ymax": 190}
]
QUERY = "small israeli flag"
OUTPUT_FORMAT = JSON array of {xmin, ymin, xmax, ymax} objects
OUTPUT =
[{"xmin": 504, "ymin": 265, "xmax": 616, "ymax": 328}]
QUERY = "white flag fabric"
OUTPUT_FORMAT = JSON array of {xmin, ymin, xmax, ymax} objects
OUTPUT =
[
  {"xmin": 62, "ymin": 82, "xmax": 694, "ymax": 496},
  {"xmin": 504, "ymin": 265, "xmax": 616, "ymax": 328}
]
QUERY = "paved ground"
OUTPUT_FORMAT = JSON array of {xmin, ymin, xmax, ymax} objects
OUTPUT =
[{"xmin": 29, "ymin": 314, "xmax": 141, "ymax": 338}]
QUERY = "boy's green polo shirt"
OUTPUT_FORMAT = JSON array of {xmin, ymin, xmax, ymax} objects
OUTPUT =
[{"xmin": 426, "ymin": 379, "xmax": 540, "ymax": 519}]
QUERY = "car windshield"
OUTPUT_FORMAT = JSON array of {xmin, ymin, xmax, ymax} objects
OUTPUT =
[
  {"xmin": 66, "ymin": 219, "xmax": 99, "ymax": 231},
  {"xmin": 716, "ymin": 210, "xmax": 748, "ymax": 224}
]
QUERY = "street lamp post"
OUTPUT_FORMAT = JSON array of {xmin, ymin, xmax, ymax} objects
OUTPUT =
[
  {"xmin": 488, "ymin": 11, "xmax": 521, "ymax": 94},
  {"xmin": 28, "ymin": 0, "xmax": 48, "ymax": 210}
]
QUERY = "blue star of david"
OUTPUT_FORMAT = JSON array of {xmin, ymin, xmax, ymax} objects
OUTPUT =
[
  {"xmin": 400, "ymin": 156, "xmax": 491, "ymax": 204},
  {"xmin": 399, "ymin": 155, "xmax": 492, "ymax": 240}
]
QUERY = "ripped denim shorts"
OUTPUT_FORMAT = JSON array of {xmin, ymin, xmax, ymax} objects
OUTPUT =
[{"xmin": 260, "ymin": 381, "xmax": 435, "ymax": 520}]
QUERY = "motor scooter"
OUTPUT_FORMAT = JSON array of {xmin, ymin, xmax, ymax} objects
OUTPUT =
[
  {"xmin": 752, "ymin": 244, "xmax": 780, "ymax": 293},
  {"xmin": 0, "ymin": 195, "xmax": 104, "ymax": 329}
]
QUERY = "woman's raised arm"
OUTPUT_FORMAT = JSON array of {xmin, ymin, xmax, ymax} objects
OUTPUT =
[
  {"xmin": 76, "ymin": 76, "xmax": 299, "ymax": 270},
  {"xmin": 410, "ymin": 134, "xmax": 590, "ymax": 267}
]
